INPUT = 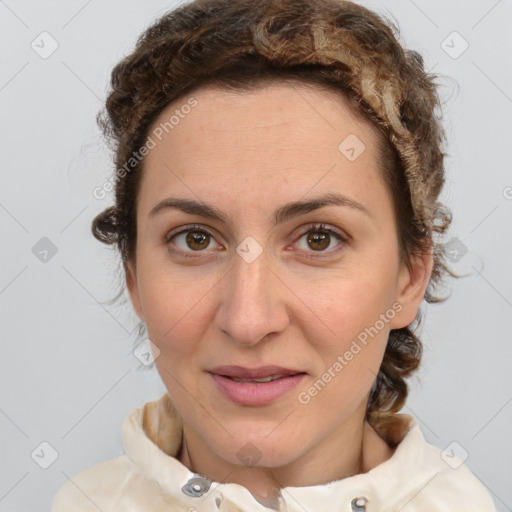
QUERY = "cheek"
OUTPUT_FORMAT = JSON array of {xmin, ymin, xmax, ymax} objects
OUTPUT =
[
  {"xmin": 303, "ymin": 272, "xmax": 396, "ymax": 346},
  {"xmin": 298, "ymin": 307, "xmax": 389, "ymax": 420},
  {"xmin": 136, "ymin": 251, "xmax": 218, "ymax": 343},
  {"xmin": 297, "ymin": 274, "xmax": 394, "ymax": 402}
]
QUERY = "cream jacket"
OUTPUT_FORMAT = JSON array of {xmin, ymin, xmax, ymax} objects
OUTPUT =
[{"xmin": 52, "ymin": 393, "xmax": 496, "ymax": 511}]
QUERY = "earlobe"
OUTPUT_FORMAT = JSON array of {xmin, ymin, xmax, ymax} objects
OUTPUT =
[
  {"xmin": 389, "ymin": 245, "xmax": 434, "ymax": 330},
  {"xmin": 125, "ymin": 261, "xmax": 145, "ymax": 321}
]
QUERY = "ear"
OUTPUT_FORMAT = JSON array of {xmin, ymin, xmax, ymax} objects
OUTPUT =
[
  {"xmin": 125, "ymin": 260, "xmax": 145, "ymax": 322},
  {"xmin": 389, "ymin": 242, "xmax": 434, "ymax": 329}
]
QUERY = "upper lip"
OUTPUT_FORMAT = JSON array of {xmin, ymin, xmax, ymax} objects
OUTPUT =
[{"xmin": 209, "ymin": 365, "xmax": 305, "ymax": 379}]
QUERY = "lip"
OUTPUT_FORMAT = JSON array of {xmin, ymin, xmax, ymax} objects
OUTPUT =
[
  {"xmin": 210, "ymin": 365, "xmax": 303, "ymax": 379},
  {"xmin": 209, "ymin": 366, "xmax": 306, "ymax": 406}
]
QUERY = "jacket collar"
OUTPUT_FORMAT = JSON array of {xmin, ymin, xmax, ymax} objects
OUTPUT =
[{"xmin": 122, "ymin": 393, "xmax": 430, "ymax": 511}]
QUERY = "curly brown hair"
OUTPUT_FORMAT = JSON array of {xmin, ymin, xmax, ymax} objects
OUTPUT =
[{"xmin": 92, "ymin": 0, "xmax": 455, "ymax": 419}]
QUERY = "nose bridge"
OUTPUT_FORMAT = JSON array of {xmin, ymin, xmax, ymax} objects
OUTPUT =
[{"xmin": 216, "ymin": 248, "xmax": 288, "ymax": 345}]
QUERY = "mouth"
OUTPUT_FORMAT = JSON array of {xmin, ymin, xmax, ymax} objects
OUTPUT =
[
  {"xmin": 208, "ymin": 366, "xmax": 307, "ymax": 406},
  {"xmin": 227, "ymin": 375, "xmax": 287, "ymax": 383},
  {"xmin": 209, "ymin": 365, "xmax": 305, "ymax": 381}
]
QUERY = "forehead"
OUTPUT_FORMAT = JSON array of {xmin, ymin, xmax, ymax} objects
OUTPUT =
[{"xmin": 138, "ymin": 81, "xmax": 389, "ymax": 217}]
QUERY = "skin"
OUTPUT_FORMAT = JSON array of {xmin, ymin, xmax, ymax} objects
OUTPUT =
[{"xmin": 126, "ymin": 81, "xmax": 432, "ymax": 503}]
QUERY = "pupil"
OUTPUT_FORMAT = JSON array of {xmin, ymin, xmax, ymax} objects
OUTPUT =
[
  {"xmin": 186, "ymin": 231, "xmax": 209, "ymax": 250},
  {"xmin": 308, "ymin": 231, "xmax": 329, "ymax": 251}
]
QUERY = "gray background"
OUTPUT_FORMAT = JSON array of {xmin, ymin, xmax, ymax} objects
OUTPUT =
[{"xmin": 1, "ymin": 0, "xmax": 511, "ymax": 510}]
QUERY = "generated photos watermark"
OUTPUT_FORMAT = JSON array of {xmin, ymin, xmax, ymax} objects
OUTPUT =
[
  {"xmin": 298, "ymin": 301, "xmax": 403, "ymax": 405},
  {"xmin": 93, "ymin": 96, "xmax": 198, "ymax": 201}
]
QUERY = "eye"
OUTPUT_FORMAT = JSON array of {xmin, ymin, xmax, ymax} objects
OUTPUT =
[
  {"xmin": 166, "ymin": 224, "xmax": 223, "ymax": 255},
  {"xmin": 294, "ymin": 223, "xmax": 347, "ymax": 254},
  {"xmin": 165, "ymin": 223, "xmax": 346, "ymax": 257}
]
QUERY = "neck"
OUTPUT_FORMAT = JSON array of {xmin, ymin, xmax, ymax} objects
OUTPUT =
[{"xmin": 177, "ymin": 412, "xmax": 393, "ymax": 504}]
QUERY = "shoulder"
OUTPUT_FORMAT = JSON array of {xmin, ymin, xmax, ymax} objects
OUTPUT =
[
  {"xmin": 51, "ymin": 454, "xmax": 184, "ymax": 511},
  {"xmin": 52, "ymin": 395, "xmax": 187, "ymax": 512},
  {"xmin": 408, "ymin": 436, "xmax": 496, "ymax": 511},
  {"xmin": 51, "ymin": 454, "xmax": 175, "ymax": 512},
  {"xmin": 52, "ymin": 455, "xmax": 132, "ymax": 512},
  {"xmin": 384, "ymin": 420, "xmax": 496, "ymax": 511}
]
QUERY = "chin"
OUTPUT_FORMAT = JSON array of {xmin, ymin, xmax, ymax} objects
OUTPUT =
[{"xmin": 211, "ymin": 429, "xmax": 308, "ymax": 469}]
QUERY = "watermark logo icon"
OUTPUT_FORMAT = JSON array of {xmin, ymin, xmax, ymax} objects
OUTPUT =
[
  {"xmin": 31, "ymin": 31, "xmax": 59, "ymax": 59},
  {"xmin": 339, "ymin": 134, "xmax": 366, "ymax": 161},
  {"xmin": 133, "ymin": 338, "xmax": 161, "ymax": 366},
  {"xmin": 236, "ymin": 236, "xmax": 263, "ymax": 264},
  {"xmin": 31, "ymin": 441, "xmax": 59, "ymax": 469},
  {"xmin": 444, "ymin": 237, "xmax": 468, "ymax": 263},
  {"xmin": 237, "ymin": 442, "xmax": 262, "ymax": 466},
  {"xmin": 441, "ymin": 441, "xmax": 469, "ymax": 469},
  {"xmin": 32, "ymin": 237, "xmax": 58, "ymax": 263},
  {"xmin": 441, "ymin": 31, "xmax": 469, "ymax": 59}
]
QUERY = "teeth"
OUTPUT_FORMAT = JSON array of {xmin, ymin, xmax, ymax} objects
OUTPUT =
[{"xmin": 231, "ymin": 375, "xmax": 283, "ymax": 383}]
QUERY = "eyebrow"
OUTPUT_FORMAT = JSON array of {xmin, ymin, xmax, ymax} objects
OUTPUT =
[{"xmin": 148, "ymin": 192, "xmax": 372, "ymax": 224}]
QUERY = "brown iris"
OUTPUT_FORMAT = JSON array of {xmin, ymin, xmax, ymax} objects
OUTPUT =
[
  {"xmin": 186, "ymin": 231, "xmax": 210, "ymax": 250},
  {"xmin": 307, "ymin": 230, "xmax": 331, "ymax": 251}
]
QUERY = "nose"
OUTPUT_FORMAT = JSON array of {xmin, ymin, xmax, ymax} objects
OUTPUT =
[{"xmin": 214, "ymin": 248, "xmax": 290, "ymax": 346}]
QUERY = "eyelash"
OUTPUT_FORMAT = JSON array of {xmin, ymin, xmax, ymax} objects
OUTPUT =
[{"xmin": 165, "ymin": 223, "xmax": 348, "ymax": 258}]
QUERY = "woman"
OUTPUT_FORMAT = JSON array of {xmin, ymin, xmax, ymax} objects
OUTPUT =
[{"xmin": 52, "ymin": 0, "xmax": 496, "ymax": 510}]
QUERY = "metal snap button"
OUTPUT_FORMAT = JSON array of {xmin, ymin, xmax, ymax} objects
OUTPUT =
[
  {"xmin": 181, "ymin": 475, "xmax": 212, "ymax": 497},
  {"xmin": 351, "ymin": 496, "xmax": 368, "ymax": 511}
]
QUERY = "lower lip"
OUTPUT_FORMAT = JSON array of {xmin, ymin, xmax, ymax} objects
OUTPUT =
[{"xmin": 210, "ymin": 373, "xmax": 306, "ymax": 406}]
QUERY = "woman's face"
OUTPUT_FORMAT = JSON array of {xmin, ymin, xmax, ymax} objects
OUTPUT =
[{"xmin": 127, "ymin": 82, "xmax": 430, "ymax": 472}]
